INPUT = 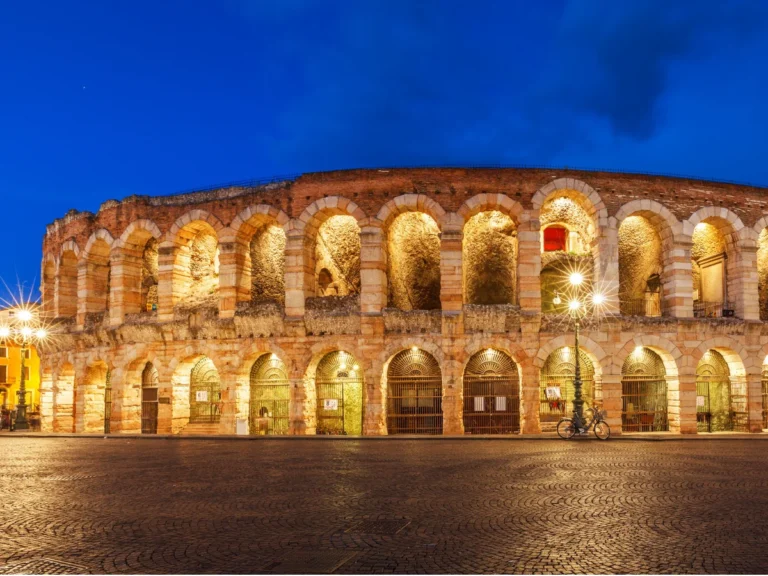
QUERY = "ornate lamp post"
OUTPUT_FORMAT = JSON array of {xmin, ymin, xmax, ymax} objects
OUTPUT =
[
  {"xmin": 0, "ymin": 307, "xmax": 48, "ymax": 431},
  {"xmin": 553, "ymin": 272, "xmax": 606, "ymax": 427}
]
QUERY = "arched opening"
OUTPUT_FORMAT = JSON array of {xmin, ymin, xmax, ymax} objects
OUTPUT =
[
  {"xmin": 621, "ymin": 347, "xmax": 668, "ymax": 432},
  {"xmin": 386, "ymin": 348, "xmax": 442, "ymax": 434},
  {"xmin": 315, "ymin": 351, "xmax": 363, "ymax": 435},
  {"xmin": 757, "ymin": 229, "xmax": 768, "ymax": 321},
  {"xmin": 387, "ymin": 212, "xmax": 441, "ymax": 311},
  {"xmin": 539, "ymin": 194, "xmax": 596, "ymax": 313},
  {"xmin": 249, "ymin": 353, "xmax": 290, "ymax": 435},
  {"xmin": 140, "ymin": 238, "xmax": 159, "ymax": 312},
  {"xmin": 57, "ymin": 251, "xmax": 79, "ymax": 318},
  {"xmin": 80, "ymin": 361, "xmax": 109, "ymax": 433},
  {"xmin": 539, "ymin": 347, "xmax": 595, "ymax": 427},
  {"xmin": 691, "ymin": 221, "xmax": 735, "ymax": 318},
  {"xmin": 314, "ymin": 215, "xmax": 360, "ymax": 297},
  {"xmin": 463, "ymin": 211, "xmax": 517, "ymax": 305},
  {"xmin": 189, "ymin": 357, "xmax": 221, "ymax": 424},
  {"xmin": 141, "ymin": 362, "xmax": 159, "ymax": 434},
  {"xmin": 696, "ymin": 350, "xmax": 747, "ymax": 432},
  {"xmin": 462, "ymin": 349, "xmax": 520, "ymax": 434},
  {"xmin": 173, "ymin": 222, "xmax": 220, "ymax": 308},
  {"xmin": 618, "ymin": 216, "xmax": 663, "ymax": 317},
  {"xmin": 248, "ymin": 222, "xmax": 286, "ymax": 306},
  {"xmin": 84, "ymin": 239, "xmax": 112, "ymax": 317}
]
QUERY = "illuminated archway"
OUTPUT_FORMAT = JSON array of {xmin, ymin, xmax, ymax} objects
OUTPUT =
[
  {"xmin": 462, "ymin": 349, "xmax": 520, "ymax": 434},
  {"xmin": 315, "ymin": 351, "xmax": 363, "ymax": 435},
  {"xmin": 463, "ymin": 211, "xmax": 517, "ymax": 305},
  {"xmin": 696, "ymin": 350, "xmax": 747, "ymax": 432},
  {"xmin": 141, "ymin": 362, "xmax": 159, "ymax": 434},
  {"xmin": 621, "ymin": 347, "xmax": 668, "ymax": 432},
  {"xmin": 539, "ymin": 347, "xmax": 594, "ymax": 426},
  {"xmin": 386, "ymin": 348, "xmax": 443, "ymax": 434},
  {"xmin": 387, "ymin": 213, "xmax": 441, "ymax": 310},
  {"xmin": 249, "ymin": 353, "xmax": 290, "ymax": 435},
  {"xmin": 189, "ymin": 357, "xmax": 221, "ymax": 424}
]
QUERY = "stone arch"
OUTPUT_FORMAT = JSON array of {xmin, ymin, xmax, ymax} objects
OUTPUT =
[
  {"xmin": 693, "ymin": 340, "xmax": 749, "ymax": 433},
  {"xmin": 692, "ymin": 337, "xmax": 751, "ymax": 374},
  {"xmin": 614, "ymin": 201, "xmax": 682, "ymax": 317},
  {"xmin": 170, "ymin": 353, "xmax": 222, "ymax": 434},
  {"xmin": 56, "ymin": 241, "xmax": 80, "ymax": 318},
  {"xmin": 534, "ymin": 335, "xmax": 606, "ymax": 378},
  {"xmin": 687, "ymin": 208, "xmax": 749, "ymax": 319},
  {"xmin": 76, "ymin": 358, "xmax": 111, "ymax": 433},
  {"xmin": 114, "ymin": 220, "xmax": 162, "ymax": 317},
  {"xmin": 226, "ymin": 205, "xmax": 289, "ymax": 307},
  {"xmin": 532, "ymin": 177, "xmax": 608, "ymax": 227},
  {"xmin": 376, "ymin": 194, "xmax": 446, "ymax": 231},
  {"xmin": 165, "ymin": 213, "xmax": 222, "ymax": 308},
  {"xmin": 164, "ymin": 209, "xmax": 225, "ymax": 248},
  {"xmin": 295, "ymin": 196, "xmax": 366, "ymax": 236},
  {"xmin": 80, "ymin": 230, "xmax": 115, "ymax": 319},
  {"xmin": 457, "ymin": 193, "xmax": 524, "ymax": 226}
]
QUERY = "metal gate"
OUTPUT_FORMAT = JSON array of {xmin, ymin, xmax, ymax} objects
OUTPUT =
[
  {"xmin": 250, "ymin": 354, "xmax": 290, "ymax": 435},
  {"xmin": 103, "ymin": 369, "xmax": 112, "ymax": 434},
  {"xmin": 621, "ymin": 348, "xmax": 668, "ymax": 432},
  {"xmin": 763, "ymin": 367, "xmax": 768, "ymax": 430},
  {"xmin": 463, "ymin": 349, "xmax": 520, "ymax": 434},
  {"xmin": 315, "ymin": 351, "xmax": 363, "ymax": 435},
  {"xmin": 539, "ymin": 347, "xmax": 594, "ymax": 424},
  {"xmin": 189, "ymin": 357, "xmax": 221, "ymax": 423},
  {"xmin": 141, "ymin": 362, "xmax": 159, "ymax": 434},
  {"xmin": 387, "ymin": 348, "xmax": 443, "ymax": 435},
  {"xmin": 696, "ymin": 350, "xmax": 747, "ymax": 432}
]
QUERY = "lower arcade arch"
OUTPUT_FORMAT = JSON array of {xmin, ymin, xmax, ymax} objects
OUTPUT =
[
  {"xmin": 462, "ymin": 349, "xmax": 520, "ymax": 434},
  {"xmin": 189, "ymin": 357, "xmax": 221, "ymax": 424},
  {"xmin": 386, "ymin": 348, "xmax": 443, "ymax": 435},
  {"xmin": 539, "ymin": 347, "xmax": 595, "ymax": 426},
  {"xmin": 141, "ymin": 362, "xmax": 159, "ymax": 434},
  {"xmin": 249, "ymin": 353, "xmax": 290, "ymax": 435},
  {"xmin": 621, "ymin": 347, "xmax": 668, "ymax": 432},
  {"xmin": 696, "ymin": 350, "xmax": 747, "ymax": 432},
  {"xmin": 314, "ymin": 351, "xmax": 363, "ymax": 435}
]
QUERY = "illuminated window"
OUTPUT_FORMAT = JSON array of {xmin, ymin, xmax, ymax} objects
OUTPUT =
[
  {"xmin": 0, "ymin": 347, "xmax": 6, "ymax": 358},
  {"xmin": 543, "ymin": 226, "xmax": 567, "ymax": 252},
  {"xmin": 0, "ymin": 366, "xmax": 6, "ymax": 383}
]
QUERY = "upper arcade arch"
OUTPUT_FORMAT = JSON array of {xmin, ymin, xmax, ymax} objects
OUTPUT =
[
  {"xmin": 79, "ymin": 229, "xmax": 115, "ymax": 323},
  {"xmin": 112, "ymin": 220, "xmax": 163, "ymax": 319}
]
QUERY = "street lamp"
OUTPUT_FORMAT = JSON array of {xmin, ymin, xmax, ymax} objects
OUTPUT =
[{"xmin": 0, "ymin": 306, "xmax": 49, "ymax": 430}]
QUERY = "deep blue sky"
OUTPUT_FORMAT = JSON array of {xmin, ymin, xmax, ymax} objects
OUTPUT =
[{"xmin": 2, "ymin": 1, "xmax": 768, "ymax": 301}]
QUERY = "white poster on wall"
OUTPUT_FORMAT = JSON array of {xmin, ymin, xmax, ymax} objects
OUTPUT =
[
  {"xmin": 324, "ymin": 399, "xmax": 338, "ymax": 411},
  {"xmin": 696, "ymin": 395, "xmax": 706, "ymax": 407},
  {"xmin": 196, "ymin": 390, "xmax": 208, "ymax": 402}
]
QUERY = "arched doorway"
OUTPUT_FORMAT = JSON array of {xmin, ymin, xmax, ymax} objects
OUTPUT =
[
  {"xmin": 621, "ymin": 348, "xmax": 668, "ymax": 432},
  {"xmin": 539, "ymin": 347, "xmax": 595, "ymax": 427},
  {"xmin": 249, "ymin": 354, "xmax": 290, "ymax": 435},
  {"xmin": 696, "ymin": 350, "xmax": 747, "ymax": 432},
  {"xmin": 463, "ymin": 349, "xmax": 520, "ymax": 434},
  {"xmin": 103, "ymin": 369, "xmax": 112, "ymax": 433},
  {"xmin": 314, "ymin": 351, "xmax": 363, "ymax": 435},
  {"xmin": 189, "ymin": 357, "xmax": 221, "ymax": 424},
  {"xmin": 141, "ymin": 362, "xmax": 159, "ymax": 434},
  {"xmin": 386, "ymin": 348, "xmax": 443, "ymax": 435}
]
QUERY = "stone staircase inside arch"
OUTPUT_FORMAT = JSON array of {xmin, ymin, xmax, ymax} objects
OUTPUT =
[{"xmin": 177, "ymin": 422, "xmax": 221, "ymax": 436}]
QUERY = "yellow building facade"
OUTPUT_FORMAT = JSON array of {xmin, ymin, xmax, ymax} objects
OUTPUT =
[{"xmin": 0, "ymin": 307, "xmax": 41, "ymax": 424}]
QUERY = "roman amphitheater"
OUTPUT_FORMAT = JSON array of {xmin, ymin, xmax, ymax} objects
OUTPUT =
[{"xmin": 37, "ymin": 168, "xmax": 768, "ymax": 436}]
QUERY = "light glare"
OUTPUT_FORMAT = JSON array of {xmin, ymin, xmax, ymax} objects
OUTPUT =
[
  {"xmin": 17, "ymin": 309, "xmax": 32, "ymax": 322},
  {"xmin": 569, "ymin": 300, "xmax": 581, "ymax": 311},
  {"xmin": 0, "ymin": 326, "xmax": 9, "ymax": 338},
  {"xmin": 569, "ymin": 272, "xmax": 584, "ymax": 286},
  {"xmin": 592, "ymin": 293, "xmax": 605, "ymax": 305}
]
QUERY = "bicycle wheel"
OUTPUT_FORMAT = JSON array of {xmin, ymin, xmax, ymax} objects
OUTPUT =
[
  {"xmin": 557, "ymin": 418, "xmax": 576, "ymax": 439},
  {"xmin": 594, "ymin": 421, "xmax": 611, "ymax": 440}
]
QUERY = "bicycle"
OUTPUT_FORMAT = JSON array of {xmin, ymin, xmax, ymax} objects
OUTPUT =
[{"xmin": 557, "ymin": 404, "xmax": 610, "ymax": 440}]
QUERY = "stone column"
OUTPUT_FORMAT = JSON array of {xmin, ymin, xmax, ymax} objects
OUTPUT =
[
  {"xmin": 597, "ymin": 221, "xmax": 619, "ymax": 306},
  {"xmin": 519, "ymin": 358, "xmax": 541, "ymax": 434},
  {"xmin": 441, "ymin": 355, "xmax": 463, "ymax": 435},
  {"xmin": 284, "ymin": 229, "xmax": 311, "ymax": 319},
  {"xmin": 217, "ymin": 241, "xmax": 239, "ymax": 319},
  {"xmin": 109, "ymin": 250, "xmax": 140, "ymax": 325},
  {"xmin": 359, "ymin": 224, "xmax": 387, "ymax": 315},
  {"xmin": 289, "ymin": 371, "xmax": 314, "ymax": 435},
  {"xmin": 75, "ymin": 260, "xmax": 88, "ymax": 328},
  {"xmin": 677, "ymin": 373, "xmax": 698, "ymax": 434},
  {"xmin": 664, "ymin": 237, "xmax": 694, "ymax": 318},
  {"xmin": 218, "ymin": 367, "xmax": 238, "ymax": 435},
  {"xmin": 517, "ymin": 212, "xmax": 541, "ymax": 312},
  {"xmin": 736, "ymin": 242, "xmax": 759, "ymax": 321},
  {"xmin": 746, "ymin": 372, "xmax": 764, "ymax": 433},
  {"xmin": 156, "ymin": 245, "xmax": 176, "ymax": 322},
  {"xmin": 363, "ymin": 362, "xmax": 387, "ymax": 435},
  {"xmin": 39, "ymin": 367, "xmax": 54, "ymax": 432},
  {"xmin": 601, "ymin": 373, "xmax": 623, "ymax": 434},
  {"xmin": 439, "ymin": 216, "xmax": 463, "ymax": 313}
]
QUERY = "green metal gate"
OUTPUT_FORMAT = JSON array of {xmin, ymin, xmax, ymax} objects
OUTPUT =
[
  {"xmin": 141, "ymin": 362, "xmax": 159, "ymax": 434},
  {"xmin": 387, "ymin": 348, "xmax": 443, "ymax": 435},
  {"xmin": 696, "ymin": 350, "xmax": 747, "ymax": 432},
  {"xmin": 621, "ymin": 348, "xmax": 668, "ymax": 432},
  {"xmin": 463, "ymin": 349, "xmax": 520, "ymax": 434},
  {"xmin": 189, "ymin": 357, "xmax": 221, "ymax": 424},
  {"xmin": 250, "ymin": 354, "xmax": 290, "ymax": 435},
  {"xmin": 539, "ymin": 347, "xmax": 594, "ymax": 424},
  {"xmin": 103, "ymin": 369, "xmax": 112, "ymax": 434},
  {"xmin": 315, "ymin": 351, "xmax": 363, "ymax": 435}
]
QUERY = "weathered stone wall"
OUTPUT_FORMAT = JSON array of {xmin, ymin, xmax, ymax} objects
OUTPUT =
[
  {"xmin": 315, "ymin": 215, "xmax": 360, "ymax": 296},
  {"xmin": 759, "ymin": 229, "xmax": 768, "ymax": 321},
  {"xmin": 619, "ymin": 215, "xmax": 662, "ymax": 299},
  {"xmin": 387, "ymin": 212, "xmax": 441, "ymax": 310},
  {"xmin": 463, "ymin": 211, "xmax": 517, "ymax": 305},
  {"xmin": 250, "ymin": 224, "xmax": 285, "ymax": 305}
]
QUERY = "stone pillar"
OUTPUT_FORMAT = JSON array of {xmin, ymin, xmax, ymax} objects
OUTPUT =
[
  {"xmin": 363, "ymin": 363, "xmax": 387, "ymax": 435},
  {"xmin": 39, "ymin": 367, "xmax": 54, "ymax": 432},
  {"xmin": 289, "ymin": 377, "xmax": 313, "ymax": 435},
  {"xmin": 284, "ymin": 230, "xmax": 311, "ymax": 319},
  {"xmin": 360, "ymin": 224, "xmax": 387, "ymax": 315},
  {"xmin": 441, "ymin": 354, "xmax": 463, "ymax": 435},
  {"xmin": 736, "ymin": 242, "xmax": 759, "ymax": 321},
  {"xmin": 109, "ymin": 250, "xmax": 138, "ymax": 325},
  {"xmin": 157, "ymin": 377, "xmax": 174, "ymax": 435},
  {"xmin": 519, "ymin": 358, "xmax": 541, "ymax": 434},
  {"xmin": 665, "ymin": 237, "xmax": 694, "ymax": 318},
  {"xmin": 76, "ymin": 260, "xmax": 88, "ymax": 328},
  {"xmin": 746, "ymin": 372, "xmax": 764, "ymax": 433},
  {"xmin": 156, "ymin": 245, "xmax": 176, "ymax": 322},
  {"xmin": 439, "ymin": 216, "xmax": 463, "ymax": 313},
  {"xmin": 678, "ymin": 373, "xmax": 698, "ymax": 434},
  {"xmin": 517, "ymin": 213, "xmax": 541, "ymax": 312},
  {"xmin": 601, "ymin": 373, "xmax": 622, "ymax": 434},
  {"xmin": 597, "ymin": 221, "xmax": 619, "ymax": 306},
  {"xmin": 218, "ymin": 367, "xmax": 238, "ymax": 435},
  {"xmin": 217, "ymin": 241, "xmax": 239, "ymax": 319}
]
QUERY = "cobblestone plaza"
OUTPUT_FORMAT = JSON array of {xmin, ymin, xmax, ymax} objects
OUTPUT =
[{"xmin": 2, "ymin": 438, "xmax": 768, "ymax": 574}]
